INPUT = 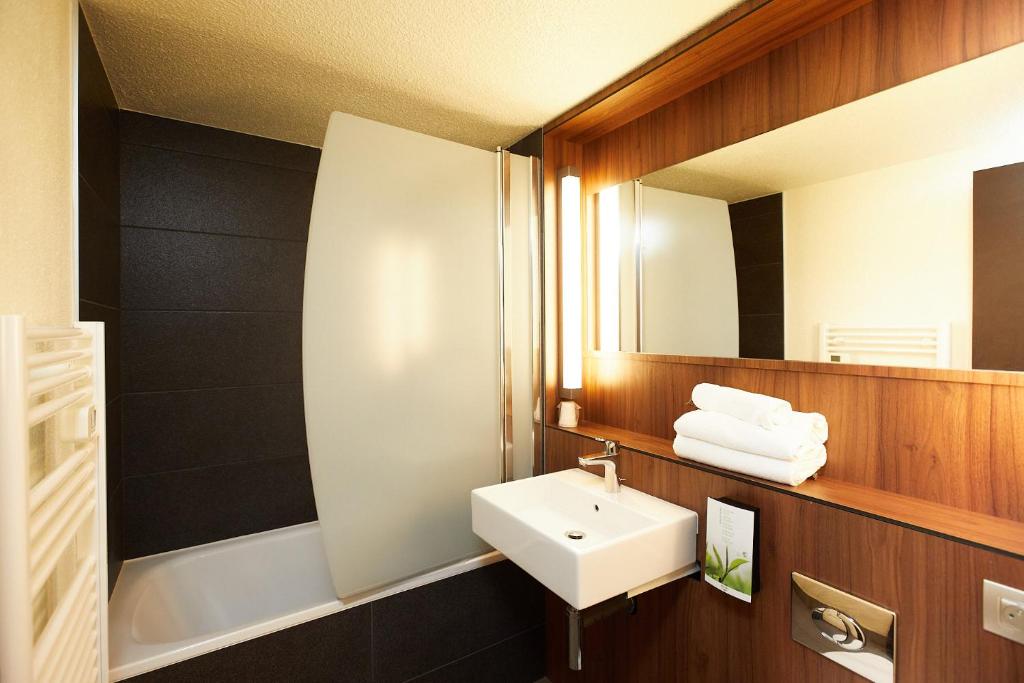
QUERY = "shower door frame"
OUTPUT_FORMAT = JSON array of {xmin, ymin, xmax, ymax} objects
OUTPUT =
[{"xmin": 497, "ymin": 147, "xmax": 545, "ymax": 482}]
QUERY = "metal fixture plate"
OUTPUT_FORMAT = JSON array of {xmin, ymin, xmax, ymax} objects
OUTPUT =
[{"xmin": 791, "ymin": 572, "xmax": 896, "ymax": 683}]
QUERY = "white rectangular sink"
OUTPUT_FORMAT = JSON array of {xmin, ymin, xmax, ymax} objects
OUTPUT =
[{"xmin": 472, "ymin": 468, "xmax": 699, "ymax": 610}]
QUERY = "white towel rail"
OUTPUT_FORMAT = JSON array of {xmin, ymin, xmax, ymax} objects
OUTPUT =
[
  {"xmin": 29, "ymin": 443, "xmax": 96, "ymax": 511},
  {"xmin": 0, "ymin": 315, "xmax": 108, "ymax": 683},
  {"xmin": 818, "ymin": 323, "xmax": 952, "ymax": 368},
  {"xmin": 27, "ymin": 328, "xmax": 86, "ymax": 341},
  {"xmin": 32, "ymin": 555, "xmax": 96, "ymax": 676},
  {"xmin": 29, "ymin": 367, "xmax": 92, "ymax": 398},
  {"xmin": 27, "ymin": 387, "xmax": 94, "ymax": 427},
  {"xmin": 28, "ymin": 349, "xmax": 92, "ymax": 369}
]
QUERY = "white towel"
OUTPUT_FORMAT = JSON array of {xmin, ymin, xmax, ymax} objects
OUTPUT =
[
  {"xmin": 691, "ymin": 383, "xmax": 791, "ymax": 429},
  {"xmin": 673, "ymin": 410, "xmax": 828, "ymax": 461},
  {"xmin": 673, "ymin": 435, "xmax": 826, "ymax": 486},
  {"xmin": 787, "ymin": 411, "xmax": 828, "ymax": 444}
]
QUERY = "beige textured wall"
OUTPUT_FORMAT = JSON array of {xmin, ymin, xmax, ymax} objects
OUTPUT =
[{"xmin": 0, "ymin": 0, "xmax": 75, "ymax": 326}]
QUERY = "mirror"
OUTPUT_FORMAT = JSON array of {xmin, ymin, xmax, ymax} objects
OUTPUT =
[{"xmin": 593, "ymin": 42, "xmax": 1024, "ymax": 371}]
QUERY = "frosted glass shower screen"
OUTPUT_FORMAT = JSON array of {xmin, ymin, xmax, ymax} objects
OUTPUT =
[{"xmin": 304, "ymin": 112, "xmax": 523, "ymax": 599}]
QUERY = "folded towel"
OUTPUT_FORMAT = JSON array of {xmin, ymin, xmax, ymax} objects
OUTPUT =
[
  {"xmin": 787, "ymin": 411, "xmax": 828, "ymax": 444},
  {"xmin": 673, "ymin": 435, "xmax": 826, "ymax": 486},
  {"xmin": 673, "ymin": 410, "xmax": 828, "ymax": 461},
  {"xmin": 691, "ymin": 383, "xmax": 791, "ymax": 429}
]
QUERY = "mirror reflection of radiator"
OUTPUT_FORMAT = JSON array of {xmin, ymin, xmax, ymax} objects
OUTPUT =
[{"xmin": 818, "ymin": 323, "xmax": 951, "ymax": 368}]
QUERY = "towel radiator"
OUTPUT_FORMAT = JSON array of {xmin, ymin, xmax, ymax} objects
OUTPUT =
[
  {"xmin": 818, "ymin": 323, "xmax": 951, "ymax": 368},
  {"xmin": 0, "ymin": 315, "xmax": 108, "ymax": 683}
]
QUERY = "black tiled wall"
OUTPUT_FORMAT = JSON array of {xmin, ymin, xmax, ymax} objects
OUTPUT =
[
  {"xmin": 728, "ymin": 194, "xmax": 784, "ymax": 359},
  {"xmin": 77, "ymin": 7, "xmax": 123, "ymax": 592},
  {"xmin": 132, "ymin": 560, "xmax": 545, "ymax": 683},
  {"xmin": 119, "ymin": 112, "xmax": 320, "ymax": 558}
]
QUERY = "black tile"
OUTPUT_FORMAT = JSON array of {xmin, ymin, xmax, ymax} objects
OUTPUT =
[
  {"xmin": 120, "ymin": 111, "xmax": 321, "ymax": 173},
  {"xmin": 132, "ymin": 605, "xmax": 371, "ymax": 683},
  {"xmin": 105, "ymin": 396, "xmax": 123, "ymax": 488},
  {"xmin": 730, "ymin": 215, "xmax": 782, "ymax": 250},
  {"xmin": 106, "ymin": 480, "xmax": 123, "ymax": 597},
  {"xmin": 123, "ymin": 384, "xmax": 307, "ymax": 477},
  {"xmin": 123, "ymin": 456, "xmax": 317, "ymax": 557},
  {"xmin": 120, "ymin": 143, "xmax": 316, "ymax": 241},
  {"xmin": 79, "ymin": 179, "xmax": 120, "ymax": 308},
  {"xmin": 121, "ymin": 227, "xmax": 306, "ymax": 311},
  {"xmin": 739, "ymin": 314, "xmax": 785, "ymax": 360},
  {"xmin": 732, "ymin": 233, "xmax": 782, "ymax": 269},
  {"xmin": 121, "ymin": 311, "xmax": 302, "ymax": 392},
  {"xmin": 728, "ymin": 193, "xmax": 782, "ymax": 225},
  {"xmin": 508, "ymin": 129, "xmax": 543, "ymax": 158},
  {"xmin": 78, "ymin": 9, "xmax": 119, "ymax": 211},
  {"xmin": 736, "ymin": 263, "xmax": 784, "ymax": 316},
  {"xmin": 372, "ymin": 561, "xmax": 545, "ymax": 683},
  {"xmin": 409, "ymin": 627, "xmax": 544, "ymax": 683},
  {"xmin": 79, "ymin": 300, "xmax": 120, "ymax": 401}
]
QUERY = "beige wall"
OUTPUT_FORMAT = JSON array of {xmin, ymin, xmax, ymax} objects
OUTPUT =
[
  {"xmin": 0, "ymin": 0, "xmax": 76, "ymax": 326},
  {"xmin": 784, "ymin": 140, "xmax": 1024, "ymax": 369}
]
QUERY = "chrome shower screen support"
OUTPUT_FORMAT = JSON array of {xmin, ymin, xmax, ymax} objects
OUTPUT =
[
  {"xmin": 496, "ymin": 147, "xmax": 543, "ymax": 483},
  {"xmin": 497, "ymin": 148, "xmax": 514, "ymax": 483}
]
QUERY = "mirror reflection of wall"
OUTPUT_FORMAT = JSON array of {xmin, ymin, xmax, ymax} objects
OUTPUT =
[{"xmin": 594, "ymin": 41, "xmax": 1024, "ymax": 371}]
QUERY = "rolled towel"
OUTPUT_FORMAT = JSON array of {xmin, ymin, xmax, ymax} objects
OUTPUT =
[
  {"xmin": 673, "ymin": 410, "xmax": 828, "ymax": 461},
  {"xmin": 673, "ymin": 435, "xmax": 826, "ymax": 487},
  {"xmin": 788, "ymin": 411, "xmax": 828, "ymax": 444},
  {"xmin": 691, "ymin": 383, "xmax": 791, "ymax": 429}
]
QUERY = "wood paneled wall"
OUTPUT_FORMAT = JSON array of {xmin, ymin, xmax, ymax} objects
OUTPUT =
[
  {"xmin": 547, "ymin": 0, "xmax": 874, "ymax": 142},
  {"xmin": 542, "ymin": 0, "xmax": 1024, "ymax": 521},
  {"xmin": 541, "ymin": 0, "xmax": 1024, "ymax": 680},
  {"xmin": 545, "ymin": 428, "xmax": 1024, "ymax": 683},
  {"xmin": 583, "ymin": 353, "xmax": 1024, "ymax": 521},
  {"xmin": 580, "ymin": 0, "xmax": 1024, "ymax": 191}
]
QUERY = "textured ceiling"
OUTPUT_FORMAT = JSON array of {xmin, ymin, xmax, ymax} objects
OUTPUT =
[
  {"xmin": 81, "ymin": 0, "xmax": 739, "ymax": 149},
  {"xmin": 642, "ymin": 42, "xmax": 1024, "ymax": 202}
]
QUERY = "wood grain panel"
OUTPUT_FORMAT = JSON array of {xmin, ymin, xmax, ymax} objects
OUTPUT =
[
  {"xmin": 549, "ymin": 0, "xmax": 875, "ymax": 142},
  {"xmin": 579, "ymin": 0, "xmax": 1024, "ymax": 191},
  {"xmin": 974, "ymin": 162, "xmax": 1024, "ymax": 370},
  {"xmin": 541, "ymin": 0, "xmax": 1024, "ymax": 679},
  {"xmin": 551, "ymin": 425, "xmax": 1024, "ymax": 557},
  {"xmin": 544, "ymin": 0, "xmax": 769, "ymax": 133},
  {"xmin": 544, "ymin": 431, "xmax": 1024, "ymax": 682},
  {"xmin": 580, "ymin": 352, "xmax": 1024, "ymax": 521},
  {"xmin": 991, "ymin": 385, "xmax": 1024, "ymax": 523}
]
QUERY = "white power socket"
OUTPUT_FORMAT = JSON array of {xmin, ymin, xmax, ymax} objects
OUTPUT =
[{"xmin": 983, "ymin": 579, "xmax": 1024, "ymax": 645}]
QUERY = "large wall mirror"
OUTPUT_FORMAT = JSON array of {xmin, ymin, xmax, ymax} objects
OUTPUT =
[{"xmin": 592, "ymin": 42, "xmax": 1024, "ymax": 372}]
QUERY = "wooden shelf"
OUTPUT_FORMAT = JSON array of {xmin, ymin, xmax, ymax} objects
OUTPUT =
[{"xmin": 557, "ymin": 421, "xmax": 1024, "ymax": 559}]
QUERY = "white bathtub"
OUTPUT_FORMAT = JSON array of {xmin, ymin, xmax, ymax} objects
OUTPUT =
[{"xmin": 108, "ymin": 522, "xmax": 502, "ymax": 680}]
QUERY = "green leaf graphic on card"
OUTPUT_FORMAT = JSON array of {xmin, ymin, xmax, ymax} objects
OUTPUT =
[
  {"xmin": 727, "ymin": 557, "xmax": 749, "ymax": 573},
  {"xmin": 705, "ymin": 544, "xmax": 749, "ymax": 588}
]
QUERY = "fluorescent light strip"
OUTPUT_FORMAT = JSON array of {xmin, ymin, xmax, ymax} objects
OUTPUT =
[
  {"xmin": 597, "ymin": 186, "xmax": 621, "ymax": 352},
  {"xmin": 560, "ymin": 171, "xmax": 583, "ymax": 391}
]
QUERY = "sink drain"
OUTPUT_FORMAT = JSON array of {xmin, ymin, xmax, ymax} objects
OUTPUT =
[{"xmin": 565, "ymin": 530, "xmax": 586, "ymax": 540}]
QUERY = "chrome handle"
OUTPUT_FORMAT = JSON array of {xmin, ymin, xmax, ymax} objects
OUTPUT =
[{"xmin": 811, "ymin": 607, "xmax": 866, "ymax": 651}]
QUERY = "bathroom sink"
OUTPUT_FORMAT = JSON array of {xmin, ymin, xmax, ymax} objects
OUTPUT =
[{"xmin": 471, "ymin": 468, "xmax": 699, "ymax": 610}]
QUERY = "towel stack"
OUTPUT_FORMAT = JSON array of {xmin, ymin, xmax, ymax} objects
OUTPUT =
[{"xmin": 672, "ymin": 383, "xmax": 828, "ymax": 486}]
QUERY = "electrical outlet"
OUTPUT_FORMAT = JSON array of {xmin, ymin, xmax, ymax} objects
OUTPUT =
[
  {"xmin": 983, "ymin": 580, "xmax": 1024, "ymax": 644},
  {"xmin": 1001, "ymin": 598, "xmax": 1024, "ymax": 628}
]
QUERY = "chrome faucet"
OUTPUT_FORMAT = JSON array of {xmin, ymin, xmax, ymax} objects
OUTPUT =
[{"xmin": 578, "ymin": 439, "xmax": 621, "ymax": 493}]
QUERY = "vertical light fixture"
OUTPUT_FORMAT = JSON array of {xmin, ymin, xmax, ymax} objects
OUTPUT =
[
  {"xmin": 558, "ymin": 167, "xmax": 582, "ymax": 427},
  {"xmin": 597, "ymin": 186, "xmax": 621, "ymax": 352}
]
